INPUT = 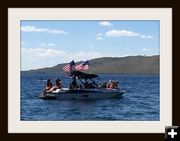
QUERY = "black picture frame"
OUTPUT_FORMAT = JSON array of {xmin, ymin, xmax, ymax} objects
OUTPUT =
[{"xmin": 1, "ymin": 0, "xmax": 179, "ymax": 141}]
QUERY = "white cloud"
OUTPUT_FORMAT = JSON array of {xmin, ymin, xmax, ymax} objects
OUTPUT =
[
  {"xmin": 21, "ymin": 26, "xmax": 47, "ymax": 32},
  {"xmin": 22, "ymin": 47, "xmax": 66, "ymax": 58},
  {"xmin": 22, "ymin": 46, "xmax": 154, "ymax": 70},
  {"xmin": 21, "ymin": 25, "xmax": 69, "ymax": 34},
  {"xmin": 141, "ymin": 35, "xmax": 153, "ymax": 39},
  {"xmin": 40, "ymin": 49, "xmax": 65, "ymax": 57},
  {"xmin": 105, "ymin": 29, "xmax": 154, "ymax": 39},
  {"xmin": 49, "ymin": 29, "xmax": 68, "ymax": 34},
  {"xmin": 40, "ymin": 43, "xmax": 56, "ymax": 47},
  {"xmin": 74, "ymin": 52, "xmax": 105, "ymax": 61},
  {"xmin": 142, "ymin": 48, "xmax": 148, "ymax": 51},
  {"xmin": 21, "ymin": 47, "xmax": 107, "ymax": 70},
  {"xmin": 40, "ymin": 43, "xmax": 46, "ymax": 47},
  {"xmin": 99, "ymin": 21, "xmax": 112, "ymax": 26},
  {"xmin": 106, "ymin": 30, "xmax": 139, "ymax": 37},
  {"xmin": 48, "ymin": 43, "xmax": 56, "ymax": 47},
  {"xmin": 142, "ymin": 48, "xmax": 152, "ymax": 52},
  {"xmin": 96, "ymin": 33, "xmax": 103, "ymax": 37},
  {"xmin": 96, "ymin": 33, "xmax": 104, "ymax": 40},
  {"xmin": 96, "ymin": 37, "xmax": 104, "ymax": 40}
]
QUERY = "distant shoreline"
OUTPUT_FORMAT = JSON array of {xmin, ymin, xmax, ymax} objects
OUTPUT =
[
  {"xmin": 21, "ymin": 71, "xmax": 159, "ymax": 76},
  {"xmin": 22, "ymin": 55, "xmax": 159, "ymax": 75}
]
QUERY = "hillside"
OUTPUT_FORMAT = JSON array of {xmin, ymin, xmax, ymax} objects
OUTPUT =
[{"xmin": 23, "ymin": 55, "xmax": 159, "ymax": 74}]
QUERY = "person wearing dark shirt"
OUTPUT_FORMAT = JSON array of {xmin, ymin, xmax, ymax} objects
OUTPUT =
[{"xmin": 70, "ymin": 77, "xmax": 79, "ymax": 89}]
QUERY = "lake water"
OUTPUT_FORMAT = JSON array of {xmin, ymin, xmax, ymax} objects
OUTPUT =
[{"xmin": 21, "ymin": 72, "xmax": 159, "ymax": 121}]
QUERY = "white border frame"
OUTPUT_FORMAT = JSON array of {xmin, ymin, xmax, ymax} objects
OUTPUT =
[{"xmin": 8, "ymin": 8, "xmax": 172, "ymax": 133}]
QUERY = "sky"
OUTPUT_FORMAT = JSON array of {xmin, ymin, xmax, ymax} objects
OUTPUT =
[{"xmin": 21, "ymin": 20, "xmax": 159, "ymax": 70}]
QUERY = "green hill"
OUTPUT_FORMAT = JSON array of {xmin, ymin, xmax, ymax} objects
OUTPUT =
[{"xmin": 23, "ymin": 55, "xmax": 159, "ymax": 74}]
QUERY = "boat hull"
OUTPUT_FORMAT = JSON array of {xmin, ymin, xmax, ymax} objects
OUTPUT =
[{"xmin": 39, "ymin": 88, "xmax": 125, "ymax": 100}]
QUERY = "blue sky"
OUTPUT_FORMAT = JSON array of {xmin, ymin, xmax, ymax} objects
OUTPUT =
[{"xmin": 21, "ymin": 20, "xmax": 159, "ymax": 70}]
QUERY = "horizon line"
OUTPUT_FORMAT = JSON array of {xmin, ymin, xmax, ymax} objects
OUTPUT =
[{"xmin": 21, "ymin": 54, "xmax": 159, "ymax": 71}]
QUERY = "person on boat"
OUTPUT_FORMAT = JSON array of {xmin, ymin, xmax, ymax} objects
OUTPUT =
[
  {"xmin": 89, "ymin": 80, "xmax": 98, "ymax": 88},
  {"xmin": 46, "ymin": 78, "xmax": 62, "ymax": 93},
  {"xmin": 98, "ymin": 82, "xmax": 106, "ymax": 88},
  {"xmin": 55, "ymin": 78, "xmax": 62, "ymax": 88},
  {"xmin": 107, "ymin": 80, "xmax": 119, "ymax": 89},
  {"xmin": 83, "ymin": 80, "xmax": 90, "ymax": 89},
  {"xmin": 101, "ymin": 82, "xmax": 107, "ymax": 88},
  {"xmin": 69, "ymin": 77, "xmax": 79, "ymax": 89},
  {"xmin": 45, "ymin": 79, "xmax": 53, "ymax": 90},
  {"xmin": 79, "ymin": 84, "xmax": 83, "ymax": 89},
  {"xmin": 110, "ymin": 80, "xmax": 119, "ymax": 89},
  {"xmin": 114, "ymin": 81, "xmax": 119, "ymax": 89},
  {"xmin": 107, "ymin": 80, "xmax": 112, "ymax": 88}
]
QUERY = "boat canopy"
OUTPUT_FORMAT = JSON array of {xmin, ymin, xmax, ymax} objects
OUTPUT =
[{"xmin": 70, "ymin": 70, "xmax": 99, "ymax": 79}]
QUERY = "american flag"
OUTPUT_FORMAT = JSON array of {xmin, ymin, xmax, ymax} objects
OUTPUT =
[
  {"xmin": 63, "ymin": 60, "xmax": 75, "ymax": 72},
  {"xmin": 75, "ymin": 60, "xmax": 89, "ymax": 71}
]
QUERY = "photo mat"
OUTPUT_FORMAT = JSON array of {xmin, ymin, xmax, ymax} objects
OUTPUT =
[{"xmin": 8, "ymin": 8, "xmax": 172, "ymax": 133}]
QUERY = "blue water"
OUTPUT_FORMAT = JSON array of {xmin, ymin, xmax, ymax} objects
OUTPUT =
[{"xmin": 21, "ymin": 72, "xmax": 159, "ymax": 121}]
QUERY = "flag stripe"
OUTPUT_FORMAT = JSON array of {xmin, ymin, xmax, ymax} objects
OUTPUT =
[
  {"xmin": 75, "ymin": 61, "xmax": 89, "ymax": 71},
  {"xmin": 63, "ymin": 60, "xmax": 75, "ymax": 72}
]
